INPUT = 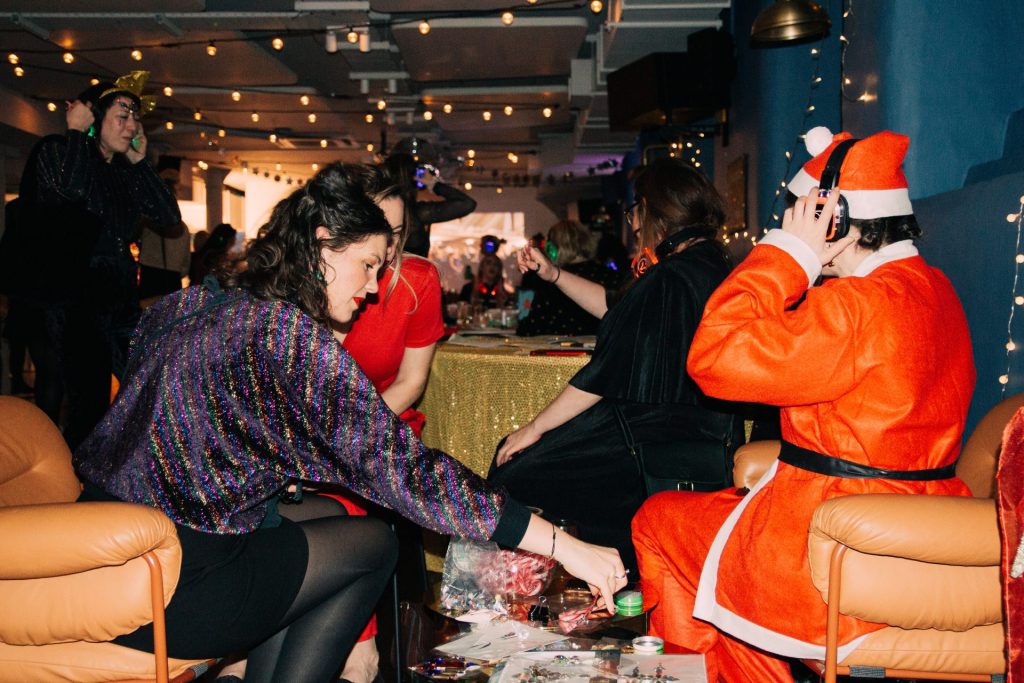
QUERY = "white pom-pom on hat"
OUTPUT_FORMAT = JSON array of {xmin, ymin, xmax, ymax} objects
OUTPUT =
[{"xmin": 804, "ymin": 126, "xmax": 834, "ymax": 157}]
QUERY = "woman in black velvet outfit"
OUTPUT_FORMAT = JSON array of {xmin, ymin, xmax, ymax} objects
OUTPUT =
[{"xmin": 489, "ymin": 158, "xmax": 739, "ymax": 573}]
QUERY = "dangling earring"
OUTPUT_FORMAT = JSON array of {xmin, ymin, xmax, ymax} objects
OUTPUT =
[{"xmin": 316, "ymin": 270, "xmax": 327, "ymax": 283}]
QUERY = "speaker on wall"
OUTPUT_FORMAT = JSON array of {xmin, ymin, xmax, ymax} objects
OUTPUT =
[{"xmin": 607, "ymin": 28, "xmax": 735, "ymax": 131}]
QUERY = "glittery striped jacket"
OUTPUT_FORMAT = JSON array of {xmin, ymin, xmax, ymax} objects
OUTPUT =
[{"xmin": 74, "ymin": 284, "xmax": 529, "ymax": 545}]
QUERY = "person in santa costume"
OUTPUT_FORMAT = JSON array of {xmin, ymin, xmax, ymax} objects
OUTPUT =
[{"xmin": 632, "ymin": 127, "xmax": 976, "ymax": 682}]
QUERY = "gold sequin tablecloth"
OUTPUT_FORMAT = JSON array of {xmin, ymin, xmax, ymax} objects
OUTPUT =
[{"xmin": 418, "ymin": 338, "xmax": 592, "ymax": 477}]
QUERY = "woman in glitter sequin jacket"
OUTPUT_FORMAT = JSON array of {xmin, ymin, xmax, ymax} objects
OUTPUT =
[{"xmin": 73, "ymin": 163, "xmax": 627, "ymax": 683}]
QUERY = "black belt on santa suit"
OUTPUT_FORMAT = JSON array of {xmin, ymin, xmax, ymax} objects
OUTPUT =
[{"xmin": 778, "ymin": 440, "xmax": 957, "ymax": 481}]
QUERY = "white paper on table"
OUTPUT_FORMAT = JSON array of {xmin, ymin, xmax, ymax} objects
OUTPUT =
[
  {"xmin": 434, "ymin": 620, "xmax": 567, "ymax": 662},
  {"xmin": 497, "ymin": 651, "xmax": 708, "ymax": 683}
]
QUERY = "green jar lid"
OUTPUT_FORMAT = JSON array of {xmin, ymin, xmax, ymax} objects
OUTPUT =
[{"xmin": 615, "ymin": 590, "xmax": 643, "ymax": 609}]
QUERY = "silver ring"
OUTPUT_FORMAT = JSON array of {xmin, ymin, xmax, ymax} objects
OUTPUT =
[{"xmin": 614, "ymin": 573, "xmax": 627, "ymax": 580}]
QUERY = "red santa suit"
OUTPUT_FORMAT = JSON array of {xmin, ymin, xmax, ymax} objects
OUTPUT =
[{"xmin": 633, "ymin": 129, "xmax": 975, "ymax": 682}]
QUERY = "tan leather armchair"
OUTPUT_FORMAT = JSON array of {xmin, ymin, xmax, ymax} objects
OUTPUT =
[
  {"xmin": 0, "ymin": 396, "xmax": 212, "ymax": 683},
  {"xmin": 731, "ymin": 393, "xmax": 1024, "ymax": 683}
]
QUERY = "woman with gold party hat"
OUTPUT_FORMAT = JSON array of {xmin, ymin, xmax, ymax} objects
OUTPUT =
[{"xmin": 14, "ymin": 70, "xmax": 182, "ymax": 448}]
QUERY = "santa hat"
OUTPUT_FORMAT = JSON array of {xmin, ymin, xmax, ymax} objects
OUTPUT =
[{"xmin": 787, "ymin": 127, "xmax": 913, "ymax": 219}]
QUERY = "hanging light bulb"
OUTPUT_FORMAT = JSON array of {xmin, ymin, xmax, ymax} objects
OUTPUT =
[
  {"xmin": 377, "ymin": 99, "xmax": 387, "ymax": 110},
  {"xmin": 197, "ymin": 160, "xmax": 209, "ymax": 170},
  {"xmin": 308, "ymin": 113, "xmax": 317, "ymax": 123},
  {"xmin": 590, "ymin": 0, "xmax": 603, "ymax": 13},
  {"xmin": 464, "ymin": 182, "xmax": 473, "ymax": 190},
  {"xmin": 62, "ymin": 52, "xmax": 74, "ymax": 64},
  {"xmin": 251, "ymin": 112, "xmax": 260, "ymax": 122},
  {"xmin": 130, "ymin": 49, "xmax": 143, "ymax": 61},
  {"xmin": 419, "ymin": 20, "xmax": 430, "ymax": 35},
  {"xmin": 193, "ymin": 110, "xmax": 202, "ymax": 121},
  {"xmin": 503, "ymin": 105, "xmax": 513, "ymax": 116},
  {"xmin": 542, "ymin": 106, "xmax": 552, "ymax": 118},
  {"xmin": 165, "ymin": 121, "xmax": 174, "ymax": 130},
  {"xmin": 443, "ymin": 103, "xmax": 453, "ymax": 114},
  {"xmin": 347, "ymin": 29, "xmax": 359, "ymax": 43},
  {"xmin": 269, "ymin": 133, "xmax": 278, "ymax": 143},
  {"xmin": 482, "ymin": 110, "xmax": 492, "ymax": 121},
  {"xmin": 299, "ymin": 94, "xmax": 310, "ymax": 106},
  {"xmin": 163, "ymin": 86, "xmax": 173, "ymax": 96},
  {"xmin": 466, "ymin": 158, "xmax": 475, "ymax": 167},
  {"xmin": 312, "ymin": 163, "xmax": 319, "ymax": 171},
  {"xmin": 46, "ymin": 101, "xmax": 57, "ymax": 112},
  {"xmin": 467, "ymin": 149, "xmax": 476, "ymax": 158},
  {"xmin": 199, "ymin": 131, "xmax": 206, "ymax": 139},
  {"xmin": 496, "ymin": 187, "xmax": 503, "ymax": 194},
  {"xmin": 423, "ymin": 110, "xmax": 433, "ymax": 121},
  {"xmin": 367, "ymin": 143, "xmax": 374, "ymax": 152},
  {"xmin": 206, "ymin": 42, "xmax": 218, "ymax": 57},
  {"xmin": 365, "ymin": 113, "xmax": 374, "ymax": 123},
  {"xmin": 501, "ymin": 11, "xmax": 514, "ymax": 26},
  {"xmin": 275, "ymin": 163, "xmax": 282, "ymax": 172},
  {"xmin": 231, "ymin": 90, "xmax": 242, "ymax": 101},
  {"xmin": 217, "ymin": 129, "xmax": 226, "ymax": 138},
  {"xmin": 507, "ymin": 152, "xmax": 519, "ymax": 163},
  {"xmin": 90, "ymin": 77, "xmax": 100, "ymax": 85},
  {"xmin": 7, "ymin": 53, "xmax": 18, "ymax": 65},
  {"xmin": 271, "ymin": 36, "xmax": 284, "ymax": 51},
  {"xmin": 320, "ymin": 138, "xmax": 328, "ymax": 148},
  {"xmin": 13, "ymin": 66, "xmax": 24, "ymax": 77}
]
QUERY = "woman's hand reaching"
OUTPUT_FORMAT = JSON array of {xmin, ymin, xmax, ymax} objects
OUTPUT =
[
  {"xmin": 517, "ymin": 245, "xmax": 558, "ymax": 283},
  {"xmin": 782, "ymin": 187, "xmax": 858, "ymax": 265},
  {"xmin": 553, "ymin": 531, "xmax": 628, "ymax": 613},
  {"xmin": 496, "ymin": 421, "xmax": 542, "ymax": 466}
]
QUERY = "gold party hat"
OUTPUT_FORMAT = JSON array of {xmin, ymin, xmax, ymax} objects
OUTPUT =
[{"xmin": 101, "ymin": 70, "xmax": 157, "ymax": 115}]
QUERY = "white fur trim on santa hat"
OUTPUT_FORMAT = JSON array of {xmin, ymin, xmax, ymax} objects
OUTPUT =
[
  {"xmin": 787, "ymin": 167, "xmax": 914, "ymax": 219},
  {"xmin": 805, "ymin": 126, "xmax": 834, "ymax": 156}
]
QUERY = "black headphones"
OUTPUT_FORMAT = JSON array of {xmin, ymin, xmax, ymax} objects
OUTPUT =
[{"xmin": 817, "ymin": 138, "xmax": 859, "ymax": 242}]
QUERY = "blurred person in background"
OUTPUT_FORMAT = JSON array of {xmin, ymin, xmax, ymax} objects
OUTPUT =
[
  {"xmin": 11, "ymin": 71, "xmax": 181, "ymax": 447},
  {"xmin": 516, "ymin": 220, "xmax": 622, "ymax": 336},
  {"xmin": 384, "ymin": 154, "xmax": 476, "ymax": 258},
  {"xmin": 459, "ymin": 252, "xmax": 510, "ymax": 309}
]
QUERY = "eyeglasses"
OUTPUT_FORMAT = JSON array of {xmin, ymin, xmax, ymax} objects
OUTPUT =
[{"xmin": 623, "ymin": 200, "xmax": 640, "ymax": 224}]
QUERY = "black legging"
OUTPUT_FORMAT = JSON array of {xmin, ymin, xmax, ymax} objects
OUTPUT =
[{"xmin": 245, "ymin": 496, "xmax": 398, "ymax": 683}]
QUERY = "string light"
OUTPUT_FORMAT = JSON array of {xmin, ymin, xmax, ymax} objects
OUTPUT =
[
  {"xmin": 163, "ymin": 86, "xmax": 173, "ymax": 96},
  {"xmin": 377, "ymin": 99, "xmax": 387, "ymax": 110},
  {"xmin": 7, "ymin": 53, "xmax": 18, "ymax": 65},
  {"xmin": 507, "ymin": 152, "xmax": 519, "ymax": 163},
  {"xmin": 542, "ymin": 106, "xmax": 552, "ymax": 118},
  {"xmin": 443, "ymin": 103, "xmax": 453, "ymax": 114},
  {"xmin": 482, "ymin": 110, "xmax": 492, "ymax": 121},
  {"xmin": 251, "ymin": 112, "xmax": 260, "ymax": 122},
  {"xmin": 308, "ymin": 113, "xmax": 317, "ymax": 123},
  {"xmin": 504, "ymin": 105, "xmax": 513, "ymax": 116},
  {"xmin": 347, "ymin": 30, "xmax": 359, "ymax": 43},
  {"xmin": 423, "ymin": 110, "xmax": 433, "ymax": 120},
  {"xmin": 165, "ymin": 120, "xmax": 174, "ymax": 130},
  {"xmin": 312, "ymin": 163, "xmax": 319, "ymax": 171},
  {"xmin": 275, "ymin": 163, "xmax": 282, "ymax": 171},
  {"xmin": 217, "ymin": 128, "xmax": 226, "ymax": 137},
  {"xmin": 269, "ymin": 133, "xmax": 277, "ymax": 142},
  {"xmin": 419, "ymin": 20, "xmax": 430, "ymax": 35},
  {"xmin": 590, "ymin": 0, "xmax": 604, "ymax": 12},
  {"xmin": 299, "ymin": 94, "xmax": 310, "ymax": 106},
  {"xmin": 367, "ymin": 143, "xmax": 374, "ymax": 152},
  {"xmin": 193, "ymin": 109, "xmax": 202, "ymax": 120},
  {"xmin": 1003, "ymin": 194, "xmax": 1024, "ymax": 394},
  {"xmin": 271, "ymin": 36, "xmax": 284, "ymax": 51},
  {"xmin": 231, "ymin": 90, "xmax": 241, "ymax": 101},
  {"xmin": 197, "ymin": 160, "xmax": 209, "ymax": 170},
  {"xmin": 46, "ymin": 101, "xmax": 57, "ymax": 112},
  {"xmin": 496, "ymin": 187, "xmax": 504, "ymax": 194},
  {"xmin": 320, "ymin": 138, "xmax": 328, "ymax": 148},
  {"xmin": 90, "ymin": 77, "xmax": 100, "ymax": 85},
  {"xmin": 365, "ymin": 113, "xmax": 374, "ymax": 123},
  {"xmin": 14, "ymin": 66, "xmax": 25, "ymax": 76},
  {"xmin": 467, "ymin": 149, "xmax": 476, "ymax": 158},
  {"xmin": 206, "ymin": 42, "xmax": 217, "ymax": 56},
  {"xmin": 130, "ymin": 49, "xmax": 143, "ymax": 61},
  {"xmin": 501, "ymin": 11, "xmax": 514, "ymax": 26},
  {"xmin": 62, "ymin": 52, "xmax": 74, "ymax": 64},
  {"xmin": 464, "ymin": 181, "xmax": 473, "ymax": 190}
]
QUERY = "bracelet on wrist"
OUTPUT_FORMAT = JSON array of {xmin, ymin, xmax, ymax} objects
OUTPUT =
[{"xmin": 551, "ymin": 266, "xmax": 561, "ymax": 285}]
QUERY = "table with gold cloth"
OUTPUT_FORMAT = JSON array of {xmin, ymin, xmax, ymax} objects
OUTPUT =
[{"xmin": 418, "ymin": 336, "xmax": 592, "ymax": 476}]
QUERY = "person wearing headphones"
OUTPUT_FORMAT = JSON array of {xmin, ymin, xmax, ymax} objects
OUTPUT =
[{"xmin": 632, "ymin": 128, "xmax": 976, "ymax": 682}]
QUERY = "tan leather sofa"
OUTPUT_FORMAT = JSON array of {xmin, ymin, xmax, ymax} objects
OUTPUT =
[
  {"xmin": 0, "ymin": 396, "xmax": 212, "ymax": 683},
  {"xmin": 731, "ymin": 394, "xmax": 1024, "ymax": 682}
]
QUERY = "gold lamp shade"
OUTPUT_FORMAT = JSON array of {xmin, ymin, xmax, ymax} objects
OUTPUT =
[{"xmin": 751, "ymin": 0, "xmax": 832, "ymax": 46}]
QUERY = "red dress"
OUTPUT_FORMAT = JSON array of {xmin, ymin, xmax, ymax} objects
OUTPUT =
[
  {"xmin": 326, "ymin": 256, "xmax": 444, "ymax": 641},
  {"xmin": 633, "ymin": 237, "xmax": 975, "ymax": 681}
]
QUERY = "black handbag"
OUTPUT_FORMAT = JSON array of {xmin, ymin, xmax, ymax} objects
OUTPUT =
[{"xmin": 614, "ymin": 406, "xmax": 739, "ymax": 496}]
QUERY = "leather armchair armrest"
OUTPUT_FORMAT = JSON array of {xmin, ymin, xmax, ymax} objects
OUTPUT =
[
  {"xmin": 808, "ymin": 494, "xmax": 1001, "ymax": 630},
  {"xmin": 810, "ymin": 494, "xmax": 999, "ymax": 566},
  {"xmin": 0, "ymin": 502, "xmax": 182, "ymax": 645},
  {"xmin": 0, "ymin": 502, "xmax": 179, "ymax": 579},
  {"xmin": 732, "ymin": 440, "xmax": 780, "ymax": 489}
]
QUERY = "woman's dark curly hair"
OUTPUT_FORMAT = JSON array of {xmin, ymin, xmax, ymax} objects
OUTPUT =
[
  {"xmin": 230, "ymin": 163, "xmax": 391, "ymax": 327},
  {"xmin": 634, "ymin": 157, "xmax": 725, "ymax": 254},
  {"xmin": 785, "ymin": 191, "xmax": 921, "ymax": 249}
]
